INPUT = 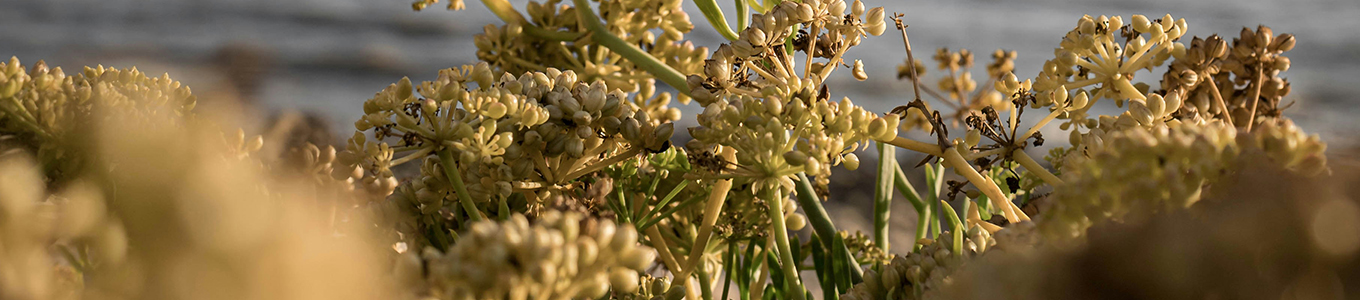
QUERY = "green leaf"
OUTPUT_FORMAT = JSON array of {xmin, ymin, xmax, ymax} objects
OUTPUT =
[{"xmin": 940, "ymin": 200, "xmax": 965, "ymax": 255}]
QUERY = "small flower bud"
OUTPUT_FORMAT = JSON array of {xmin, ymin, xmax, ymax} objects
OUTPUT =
[
  {"xmin": 609, "ymin": 267, "xmax": 641, "ymax": 293},
  {"xmin": 852, "ymin": 59, "xmax": 868, "ymax": 81},
  {"xmin": 785, "ymin": 213, "xmax": 807, "ymax": 231},
  {"xmin": 843, "ymin": 153, "xmax": 860, "ymax": 170},
  {"xmin": 829, "ymin": 0, "xmax": 846, "ymax": 16},
  {"xmin": 965, "ymin": 129, "xmax": 981, "ymax": 147},
  {"xmin": 1147, "ymin": 93, "xmax": 1166, "ymax": 118},
  {"xmin": 1272, "ymin": 33, "xmax": 1296, "ymax": 52},
  {"xmin": 783, "ymin": 151, "xmax": 808, "ymax": 166}
]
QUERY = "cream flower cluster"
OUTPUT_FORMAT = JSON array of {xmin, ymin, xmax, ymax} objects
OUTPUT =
[
  {"xmin": 344, "ymin": 62, "xmax": 673, "ymax": 207},
  {"xmin": 1048, "ymin": 118, "xmax": 1325, "ymax": 237},
  {"xmin": 468, "ymin": 0, "xmax": 707, "ymax": 104},
  {"xmin": 0, "ymin": 57, "xmax": 197, "ymax": 182},
  {"xmin": 420, "ymin": 211, "xmax": 657, "ymax": 299},
  {"xmin": 686, "ymin": 0, "xmax": 888, "ymax": 106},
  {"xmin": 841, "ymin": 226, "xmax": 997, "ymax": 300}
]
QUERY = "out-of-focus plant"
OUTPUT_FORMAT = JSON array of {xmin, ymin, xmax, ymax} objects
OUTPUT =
[{"xmin": 0, "ymin": 0, "xmax": 1350, "ymax": 298}]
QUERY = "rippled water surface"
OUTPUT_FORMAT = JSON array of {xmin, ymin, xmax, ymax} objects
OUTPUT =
[{"xmin": 5, "ymin": 0, "xmax": 1357, "ymax": 143}]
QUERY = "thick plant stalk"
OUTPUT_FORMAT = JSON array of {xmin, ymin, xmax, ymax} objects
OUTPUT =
[
  {"xmin": 676, "ymin": 146, "xmax": 735, "ymax": 287},
  {"xmin": 941, "ymin": 146, "xmax": 1021, "ymax": 223},
  {"xmin": 645, "ymin": 226, "xmax": 684, "ymax": 274},
  {"xmin": 439, "ymin": 149, "xmax": 485, "ymax": 221},
  {"xmin": 694, "ymin": 0, "xmax": 740, "ymax": 41},
  {"xmin": 1012, "ymin": 149, "xmax": 1064, "ymax": 186},
  {"xmin": 762, "ymin": 187, "xmax": 804, "ymax": 297},
  {"xmin": 571, "ymin": 0, "xmax": 690, "ymax": 94},
  {"xmin": 674, "ymin": 167, "xmax": 734, "ymax": 286},
  {"xmin": 886, "ymin": 136, "xmax": 943, "ymax": 156},
  {"xmin": 872, "ymin": 142, "xmax": 895, "ymax": 251},
  {"xmin": 794, "ymin": 173, "xmax": 864, "ymax": 281}
]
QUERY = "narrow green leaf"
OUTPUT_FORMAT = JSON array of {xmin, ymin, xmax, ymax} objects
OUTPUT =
[
  {"xmin": 723, "ymin": 241, "xmax": 737, "ymax": 300},
  {"xmin": 939, "ymin": 200, "xmax": 965, "ymax": 255},
  {"xmin": 638, "ymin": 180, "xmax": 689, "ymax": 226},
  {"xmin": 639, "ymin": 193, "xmax": 705, "ymax": 231},
  {"xmin": 831, "ymin": 234, "xmax": 853, "ymax": 291}
]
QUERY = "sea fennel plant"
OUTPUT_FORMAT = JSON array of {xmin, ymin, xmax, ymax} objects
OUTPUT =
[{"xmin": 0, "ymin": 0, "xmax": 1351, "ymax": 300}]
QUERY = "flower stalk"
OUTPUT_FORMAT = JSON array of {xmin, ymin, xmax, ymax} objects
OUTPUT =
[{"xmin": 439, "ymin": 148, "xmax": 484, "ymax": 221}]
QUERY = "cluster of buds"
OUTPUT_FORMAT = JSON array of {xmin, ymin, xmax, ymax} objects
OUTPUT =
[
  {"xmin": 0, "ymin": 57, "xmax": 197, "ymax": 183},
  {"xmin": 1049, "ymin": 121, "xmax": 1238, "ymax": 236},
  {"xmin": 421, "ymin": 211, "xmax": 656, "ymax": 299},
  {"xmin": 463, "ymin": 0, "xmax": 707, "ymax": 105},
  {"xmin": 712, "ymin": 187, "xmax": 809, "ymax": 239},
  {"xmin": 680, "ymin": 0, "xmax": 906, "ymax": 198},
  {"xmin": 1062, "ymin": 89, "xmax": 1182, "ymax": 149},
  {"xmin": 839, "ymin": 230, "xmax": 893, "ymax": 266},
  {"xmin": 1048, "ymin": 117, "xmax": 1326, "ymax": 237},
  {"xmin": 1031, "ymin": 14, "xmax": 1187, "ymax": 131},
  {"xmin": 344, "ymin": 62, "xmax": 674, "ymax": 215},
  {"xmin": 841, "ymin": 227, "xmax": 997, "ymax": 300},
  {"xmin": 686, "ymin": 0, "xmax": 887, "ymax": 106},
  {"xmin": 1164, "ymin": 26, "xmax": 1295, "ymax": 126},
  {"xmin": 931, "ymin": 49, "xmax": 978, "ymax": 101}
]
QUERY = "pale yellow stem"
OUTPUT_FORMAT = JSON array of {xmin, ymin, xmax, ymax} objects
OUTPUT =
[
  {"xmin": 645, "ymin": 226, "xmax": 684, "ymax": 274},
  {"xmin": 942, "ymin": 146, "xmax": 1020, "ymax": 223},
  {"xmin": 1204, "ymin": 82, "xmax": 1234, "ymax": 125},
  {"xmin": 1020, "ymin": 106, "xmax": 1065, "ymax": 143},
  {"xmin": 966, "ymin": 201, "xmax": 1004, "ymax": 234},
  {"xmin": 674, "ymin": 170, "xmax": 733, "ymax": 285},
  {"xmin": 885, "ymin": 136, "xmax": 943, "ymax": 156},
  {"xmin": 1246, "ymin": 66, "xmax": 1264, "ymax": 131},
  {"xmin": 1012, "ymin": 149, "xmax": 1064, "ymax": 186}
]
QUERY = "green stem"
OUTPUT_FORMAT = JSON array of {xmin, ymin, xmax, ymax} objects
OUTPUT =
[
  {"xmin": 570, "ymin": 0, "xmax": 690, "ymax": 94},
  {"xmin": 762, "ymin": 187, "xmax": 804, "ymax": 297},
  {"xmin": 912, "ymin": 200, "xmax": 931, "ymax": 251},
  {"xmin": 438, "ymin": 149, "xmax": 485, "ymax": 222},
  {"xmin": 872, "ymin": 142, "xmax": 894, "ymax": 251},
  {"xmin": 694, "ymin": 0, "xmax": 740, "ymax": 41},
  {"xmin": 892, "ymin": 163, "xmax": 930, "ymax": 251},
  {"xmin": 793, "ymin": 173, "xmax": 864, "ymax": 281},
  {"xmin": 480, "ymin": 0, "xmax": 581, "ymax": 41},
  {"xmin": 892, "ymin": 164, "xmax": 926, "ymax": 211}
]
